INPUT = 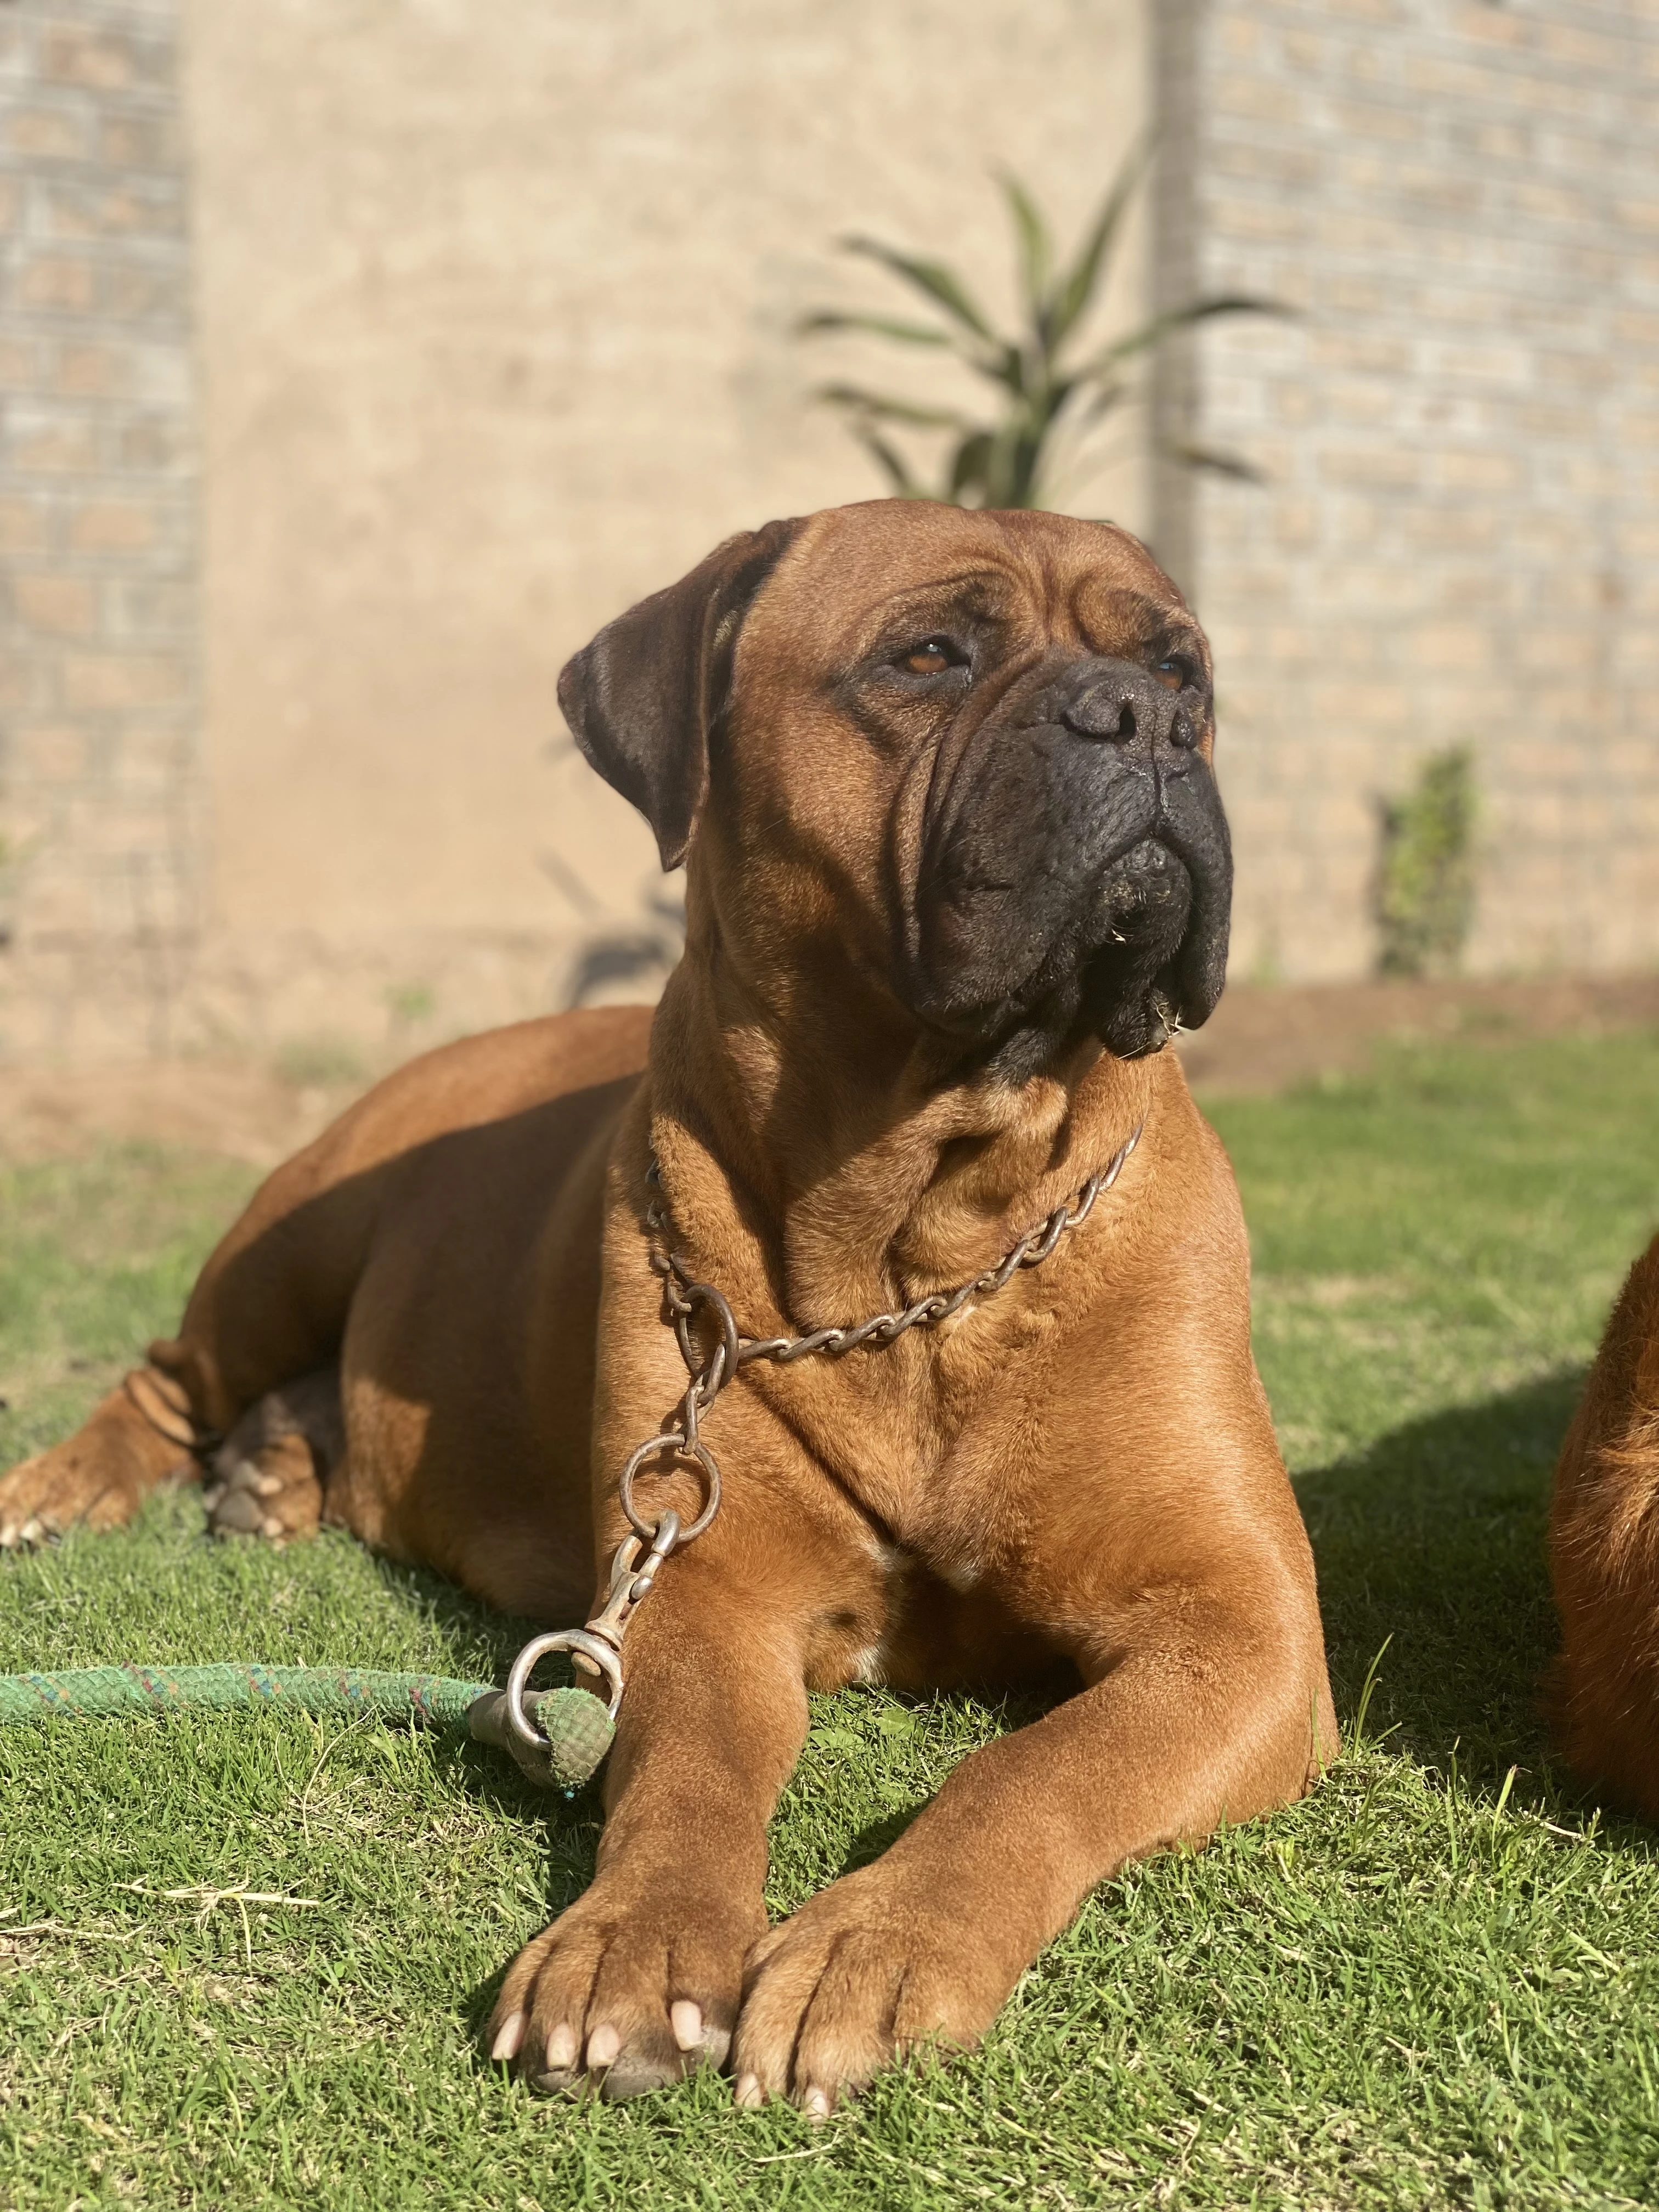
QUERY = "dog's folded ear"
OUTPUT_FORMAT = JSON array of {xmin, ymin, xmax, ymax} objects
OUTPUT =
[{"xmin": 557, "ymin": 517, "xmax": 803, "ymax": 870}]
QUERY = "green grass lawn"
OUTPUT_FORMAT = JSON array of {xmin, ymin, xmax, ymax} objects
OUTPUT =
[{"xmin": 3, "ymin": 1031, "xmax": 1658, "ymax": 2209}]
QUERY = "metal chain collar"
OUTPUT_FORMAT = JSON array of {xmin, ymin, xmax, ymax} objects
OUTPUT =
[{"xmin": 504, "ymin": 1121, "xmax": 1142, "ymax": 1760}]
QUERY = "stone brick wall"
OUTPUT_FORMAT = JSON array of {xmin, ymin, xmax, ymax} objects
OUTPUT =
[
  {"xmin": 1154, "ymin": 0, "xmax": 1659, "ymax": 981},
  {"xmin": 0, "ymin": 0, "xmax": 198, "ymax": 1057}
]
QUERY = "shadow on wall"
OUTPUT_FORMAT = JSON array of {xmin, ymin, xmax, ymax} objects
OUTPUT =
[{"xmin": 561, "ymin": 893, "xmax": 686, "ymax": 1011}]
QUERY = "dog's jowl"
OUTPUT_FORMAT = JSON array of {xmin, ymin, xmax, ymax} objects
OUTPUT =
[{"xmin": 0, "ymin": 501, "xmax": 1335, "ymax": 2109}]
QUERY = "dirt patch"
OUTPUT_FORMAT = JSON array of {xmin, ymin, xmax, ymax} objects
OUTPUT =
[
  {"xmin": 2, "ymin": 974, "xmax": 1656, "ymax": 1166},
  {"xmin": 1176, "ymin": 972, "xmax": 1659, "ymax": 1097}
]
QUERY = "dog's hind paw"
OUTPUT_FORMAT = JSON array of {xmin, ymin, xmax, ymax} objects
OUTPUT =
[
  {"xmin": 204, "ymin": 1430, "xmax": 323, "ymax": 1545},
  {"xmin": 202, "ymin": 1370, "xmax": 340, "ymax": 1545},
  {"xmin": 1, "ymin": 1372, "xmax": 195, "ymax": 1548}
]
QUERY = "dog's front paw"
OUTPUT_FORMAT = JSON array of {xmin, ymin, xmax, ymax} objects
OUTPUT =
[
  {"xmin": 731, "ymin": 1865, "xmax": 1009, "ymax": 2113},
  {"xmin": 487, "ymin": 1874, "xmax": 764, "ymax": 2101}
]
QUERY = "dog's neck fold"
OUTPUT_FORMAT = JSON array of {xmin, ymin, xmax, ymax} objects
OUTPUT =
[{"xmin": 645, "ymin": 918, "xmax": 1161, "ymax": 1336}]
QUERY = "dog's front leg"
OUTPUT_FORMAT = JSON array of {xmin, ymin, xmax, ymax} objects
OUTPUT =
[
  {"xmin": 731, "ymin": 1567, "xmax": 1333, "ymax": 2113},
  {"xmin": 487, "ymin": 1519, "xmax": 860, "ymax": 2101}
]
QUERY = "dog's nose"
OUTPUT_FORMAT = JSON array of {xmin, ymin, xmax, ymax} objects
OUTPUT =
[{"xmin": 1060, "ymin": 661, "xmax": 1198, "ymax": 754}]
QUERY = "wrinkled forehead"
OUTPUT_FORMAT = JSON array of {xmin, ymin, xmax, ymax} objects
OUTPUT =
[{"xmin": 737, "ymin": 501, "xmax": 1198, "ymax": 675}]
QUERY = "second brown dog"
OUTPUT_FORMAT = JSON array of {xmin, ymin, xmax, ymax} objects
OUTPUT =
[{"xmin": 1551, "ymin": 1229, "xmax": 1659, "ymax": 1820}]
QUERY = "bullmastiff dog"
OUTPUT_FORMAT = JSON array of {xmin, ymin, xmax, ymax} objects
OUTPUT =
[
  {"xmin": 0, "ymin": 501, "xmax": 1335, "ymax": 2109},
  {"xmin": 1550, "ymin": 1228, "xmax": 1659, "ymax": 1822}
]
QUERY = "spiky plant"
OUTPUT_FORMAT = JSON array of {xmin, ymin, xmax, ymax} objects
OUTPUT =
[
  {"xmin": 1376, "ymin": 747, "xmax": 1479, "ymax": 978},
  {"xmin": 800, "ymin": 153, "xmax": 1284, "ymax": 509}
]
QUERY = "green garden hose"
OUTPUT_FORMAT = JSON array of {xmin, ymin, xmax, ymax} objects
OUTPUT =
[{"xmin": 0, "ymin": 1661, "xmax": 614, "ymax": 1792}]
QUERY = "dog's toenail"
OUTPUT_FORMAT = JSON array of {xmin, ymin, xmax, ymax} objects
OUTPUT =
[
  {"xmin": 544, "ymin": 2022, "xmax": 578, "ymax": 2069},
  {"xmin": 803, "ymin": 2085, "xmax": 832, "ymax": 2120},
  {"xmin": 735, "ymin": 2073, "xmax": 764, "ymax": 2108},
  {"xmin": 585, "ymin": 2023, "xmax": 620, "ymax": 2069},
  {"xmin": 670, "ymin": 2000, "xmax": 703, "ymax": 2052},
  {"xmin": 490, "ymin": 2011, "xmax": 524, "ymax": 2063}
]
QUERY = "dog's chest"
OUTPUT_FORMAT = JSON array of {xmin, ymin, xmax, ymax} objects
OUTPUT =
[
  {"xmin": 753, "ymin": 1288, "xmax": 1062, "ymax": 1556},
  {"xmin": 802, "ymin": 1521, "xmax": 1057, "ymax": 1696}
]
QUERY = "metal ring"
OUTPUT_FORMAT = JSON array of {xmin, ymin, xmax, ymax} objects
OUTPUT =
[
  {"xmin": 617, "ymin": 1432, "xmax": 721, "ymax": 1546},
  {"xmin": 505, "ymin": 1629, "xmax": 624, "ymax": 1750},
  {"xmin": 673, "ymin": 1282, "xmax": 742, "ymax": 1398}
]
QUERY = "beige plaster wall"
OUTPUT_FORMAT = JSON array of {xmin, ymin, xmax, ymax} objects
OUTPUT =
[{"xmin": 182, "ymin": 0, "xmax": 1151, "ymax": 1051}]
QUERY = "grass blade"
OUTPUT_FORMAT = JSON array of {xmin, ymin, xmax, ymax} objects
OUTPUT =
[{"xmin": 1351, "ymin": 1635, "xmax": 1393, "ymax": 1756}]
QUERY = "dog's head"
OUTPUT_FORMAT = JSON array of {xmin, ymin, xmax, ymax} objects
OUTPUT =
[{"xmin": 559, "ymin": 501, "xmax": 1231, "ymax": 1073}]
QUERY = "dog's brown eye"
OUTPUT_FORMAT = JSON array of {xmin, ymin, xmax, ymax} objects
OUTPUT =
[
  {"xmin": 900, "ymin": 637, "xmax": 963, "ymax": 676},
  {"xmin": 1152, "ymin": 656, "xmax": 1192, "ymax": 691}
]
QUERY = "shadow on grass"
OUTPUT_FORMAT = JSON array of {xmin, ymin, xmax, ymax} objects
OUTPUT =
[
  {"xmin": 364, "ymin": 1545, "xmax": 541, "ymax": 1675},
  {"xmin": 1297, "ymin": 1366, "xmax": 1587, "ymax": 1794},
  {"xmin": 355, "ymin": 1550, "xmax": 614, "ymax": 2056}
]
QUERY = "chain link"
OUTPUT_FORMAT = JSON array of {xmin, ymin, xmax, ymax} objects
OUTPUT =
[
  {"xmin": 506, "ymin": 1120, "xmax": 1141, "ymax": 1757},
  {"xmin": 645, "ymin": 1122, "xmax": 1141, "ymax": 1379}
]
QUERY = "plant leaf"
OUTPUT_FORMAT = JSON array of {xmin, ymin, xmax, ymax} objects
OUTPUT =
[
  {"xmin": 839, "ymin": 235, "xmax": 998, "ymax": 342},
  {"xmin": 1049, "ymin": 139, "xmax": 1152, "ymax": 352},
  {"xmin": 982, "ymin": 419, "xmax": 1030, "ymax": 509},
  {"xmin": 849, "ymin": 421, "xmax": 930, "ymax": 499},
  {"xmin": 947, "ymin": 430, "xmax": 995, "ymax": 500},
  {"xmin": 997, "ymin": 170, "xmax": 1052, "ymax": 325},
  {"xmin": 1074, "ymin": 378, "xmax": 1130, "ymax": 427},
  {"xmin": 1159, "ymin": 438, "xmax": 1267, "ymax": 483},
  {"xmin": 796, "ymin": 311, "xmax": 953, "ymax": 347},
  {"xmin": 815, "ymin": 382, "xmax": 974, "ymax": 431},
  {"xmin": 984, "ymin": 341, "xmax": 1029, "ymax": 400},
  {"xmin": 1088, "ymin": 294, "xmax": 1293, "ymax": 370}
]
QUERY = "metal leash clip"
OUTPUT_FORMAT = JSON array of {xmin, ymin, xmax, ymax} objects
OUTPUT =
[
  {"xmin": 489, "ymin": 1268, "xmax": 735, "ymax": 1793},
  {"xmin": 507, "ymin": 1504, "xmax": 684, "ymax": 1737}
]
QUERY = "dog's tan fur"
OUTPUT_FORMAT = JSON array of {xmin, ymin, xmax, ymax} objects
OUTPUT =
[
  {"xmin": 1550, "ymin": 1231, "xmax": 1659, "ymax": 1820},
  {"xmin": 0, "ymin": 502, "xmax": 1335, "ymax": 2108}
]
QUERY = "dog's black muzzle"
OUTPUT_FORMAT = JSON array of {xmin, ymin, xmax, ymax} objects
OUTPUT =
[{"xmin": 908, "ymin": 655, "xmax": 1234, "ymax": 1071}]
